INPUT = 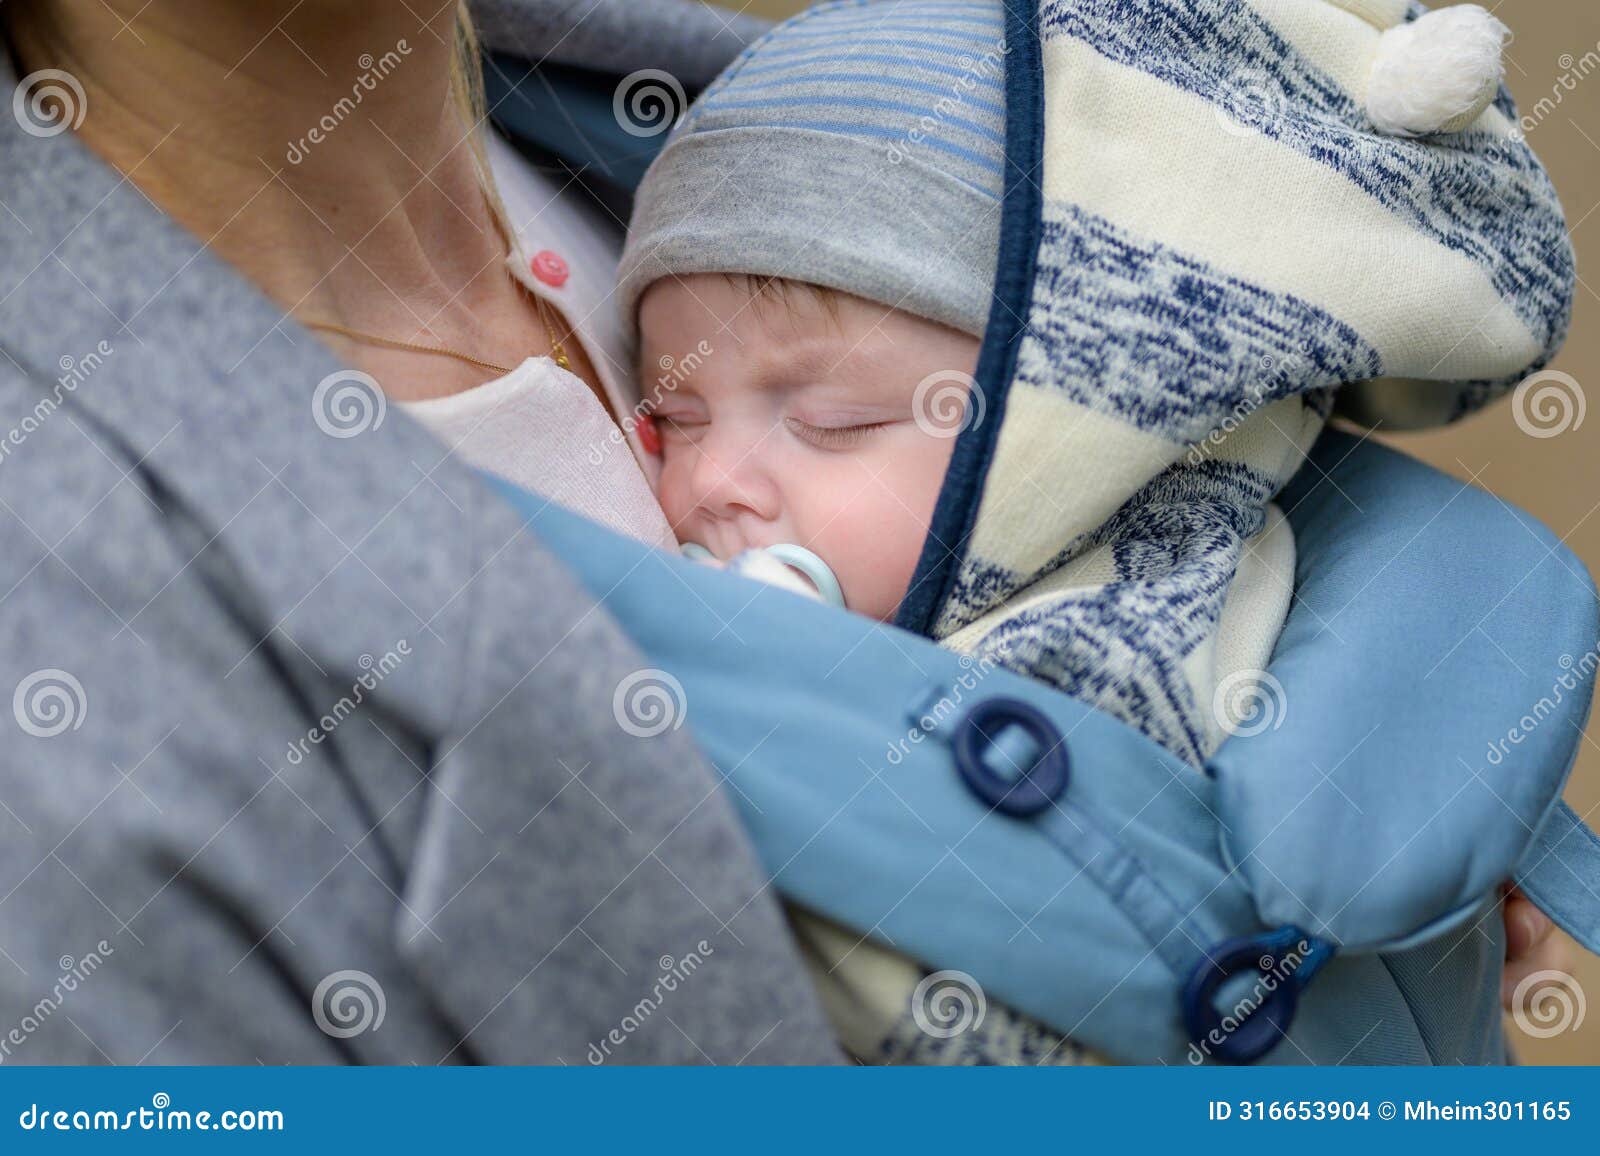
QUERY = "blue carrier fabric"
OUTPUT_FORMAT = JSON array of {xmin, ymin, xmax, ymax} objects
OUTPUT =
[
  {"xmin": 495, "ymin": 432, "xmax": 1600, "ymax": 1066},
  {"xmin": 480, "ymin": 6, "xmax": 1600, "ymax": 1063}
]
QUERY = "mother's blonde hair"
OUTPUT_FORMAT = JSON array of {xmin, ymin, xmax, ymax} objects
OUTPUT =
[{"xmin": 451, "ymin": 2, "xmax": 515, "ymax": 246}]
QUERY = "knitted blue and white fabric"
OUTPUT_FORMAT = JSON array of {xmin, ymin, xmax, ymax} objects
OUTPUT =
[
  {"xmin": 618, "ymin": 0, "xmax": 1574, "ymax": 1063},
  {"xmin": 931, "ymin": 0, "xmax": 1572, "ymax": 769}
]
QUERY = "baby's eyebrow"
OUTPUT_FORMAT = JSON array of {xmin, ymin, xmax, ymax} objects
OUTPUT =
[
  {"xmin": 750, "ymin": 338, "xmax": 839, "ymax": 389},
  {"xmin": 752, "ymin": 336, "xmax": 906, "ymax": 395}
]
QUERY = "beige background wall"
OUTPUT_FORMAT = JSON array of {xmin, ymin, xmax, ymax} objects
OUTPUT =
[
  {"xmin": 723, "ymin": 1, "xmax": 1599, "ymax": 1062},
  {"xmin": 1400, "ymin": 3, "xmax": 1600, "ymax": 1065}
]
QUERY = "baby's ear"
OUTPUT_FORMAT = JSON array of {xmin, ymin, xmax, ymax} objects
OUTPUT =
[{"xmin": 1326, "ymin": 1, "xmax": 1509, "ymax": 137}]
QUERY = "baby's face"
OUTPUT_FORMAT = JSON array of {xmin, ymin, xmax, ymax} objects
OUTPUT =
[{"xmin": 639, "ymin": 274, "xmax": 980, "ymax": 621}]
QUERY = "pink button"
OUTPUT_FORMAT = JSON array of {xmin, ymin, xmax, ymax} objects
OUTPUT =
[{"xmin": 530, "ymin": 249, "xmax": 569, "ymax": 288}]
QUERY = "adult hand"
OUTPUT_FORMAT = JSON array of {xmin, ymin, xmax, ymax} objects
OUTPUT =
[{"xmin": 1502, "ymin": 886, "xmax": 1573, "ymax": 1013}]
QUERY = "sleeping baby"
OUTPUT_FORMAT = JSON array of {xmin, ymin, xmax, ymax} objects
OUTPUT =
[{"xmin": 614, "ymin": 0, "xmax": 1572, "ymax": 1062}]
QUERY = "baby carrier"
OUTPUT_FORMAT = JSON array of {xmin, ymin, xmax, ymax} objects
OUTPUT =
[{"xmin": 481, "ymin": 0, "xmax": 1600, "ymax": 1063}]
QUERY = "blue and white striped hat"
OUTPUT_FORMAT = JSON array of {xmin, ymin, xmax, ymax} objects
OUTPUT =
[{"xmin": 617, "ymin": 0, "xmax": 1008, "ymax": 339}]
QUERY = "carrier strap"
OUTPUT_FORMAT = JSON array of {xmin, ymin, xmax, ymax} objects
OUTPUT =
[{"xmin": 1515, "ymin": 801, "xmax": 1600, "ymax": 956}]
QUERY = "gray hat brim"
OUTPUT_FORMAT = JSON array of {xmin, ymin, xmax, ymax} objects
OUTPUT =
[{"xmin": 617, "ymin": 126, "xmax": 1002, "ymax": 343}]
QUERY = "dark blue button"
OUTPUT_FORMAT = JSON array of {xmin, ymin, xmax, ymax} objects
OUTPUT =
[
  {"xmin": 1181, "ymin": 926, "xmax": 1330, "ymax": 1064},
  {"xmin": 952, "ymin": 696, "xmax": 1070, "ymax": 817}
]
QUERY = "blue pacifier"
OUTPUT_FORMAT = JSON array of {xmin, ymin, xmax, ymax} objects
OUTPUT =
[
  {"xmin": 680, "ymin": 541, "xmax": 846, "ymax": 609},
  {"xmin": 761, "ymin": 543, "xmax": 845, "ymax": 609}
]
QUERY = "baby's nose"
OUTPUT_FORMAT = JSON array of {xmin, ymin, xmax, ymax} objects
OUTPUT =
[{"xmin": 688, "ymin": 436, "xmax": 781, "ymax": 523}]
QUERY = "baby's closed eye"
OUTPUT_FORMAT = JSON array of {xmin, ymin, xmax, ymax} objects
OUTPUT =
[
  {"xmin": 651, "ymin": 403, "xmax": 709, "ymax": 438},
  {"xmin": 782, "ymin": 416, "xmax": 898, "ymax": 451}
]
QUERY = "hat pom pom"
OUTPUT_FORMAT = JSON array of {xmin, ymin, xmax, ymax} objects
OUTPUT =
[{"xmin": 1366, "ymin": 4, "xmax": 1508, "ymax": 137}]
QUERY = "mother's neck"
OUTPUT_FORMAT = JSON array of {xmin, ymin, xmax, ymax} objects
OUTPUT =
[{"xmin": 6, "ymin": 0, "xmax": 508, "ymax": 335}]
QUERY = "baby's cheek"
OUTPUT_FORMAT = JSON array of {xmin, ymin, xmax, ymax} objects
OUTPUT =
[
  {"xmin": 813, "ymin": 495, "xmax": 927, "ymax": 622},
  {"xmin": 652, "ymin": 452, "xmax": 688, "ymax": 523},
  {"xmin": 820, "ymin": 437, "xmax": 954, "ymax": 621}
]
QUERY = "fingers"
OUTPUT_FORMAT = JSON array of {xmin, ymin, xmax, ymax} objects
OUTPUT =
[
  {"xmin": 1503, "ymin": 890, "xmax": 1554, "ymax": 961},
  {"xmin": 1502, "ymin": 900, "xmax": 1575, "ymax": 1014}
]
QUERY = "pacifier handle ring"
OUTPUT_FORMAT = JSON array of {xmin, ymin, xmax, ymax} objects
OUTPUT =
[{"xmin": 763, "ymin": 543, "xmax": 846, "ymax": 609}]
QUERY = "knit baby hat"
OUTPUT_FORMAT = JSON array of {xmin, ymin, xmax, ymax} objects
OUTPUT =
[
  {"xmin": 915, "ymin": 0, "xmax": 1573, "ymax": 764},
  {"xmin": 616, "ymin": 0, "xmax": 1008, "ymax": 340}
]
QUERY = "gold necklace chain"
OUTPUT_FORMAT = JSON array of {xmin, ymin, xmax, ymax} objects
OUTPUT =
[{"xmin": 297, "ymin": 277, "xmax": 570, "ymax": 376}]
